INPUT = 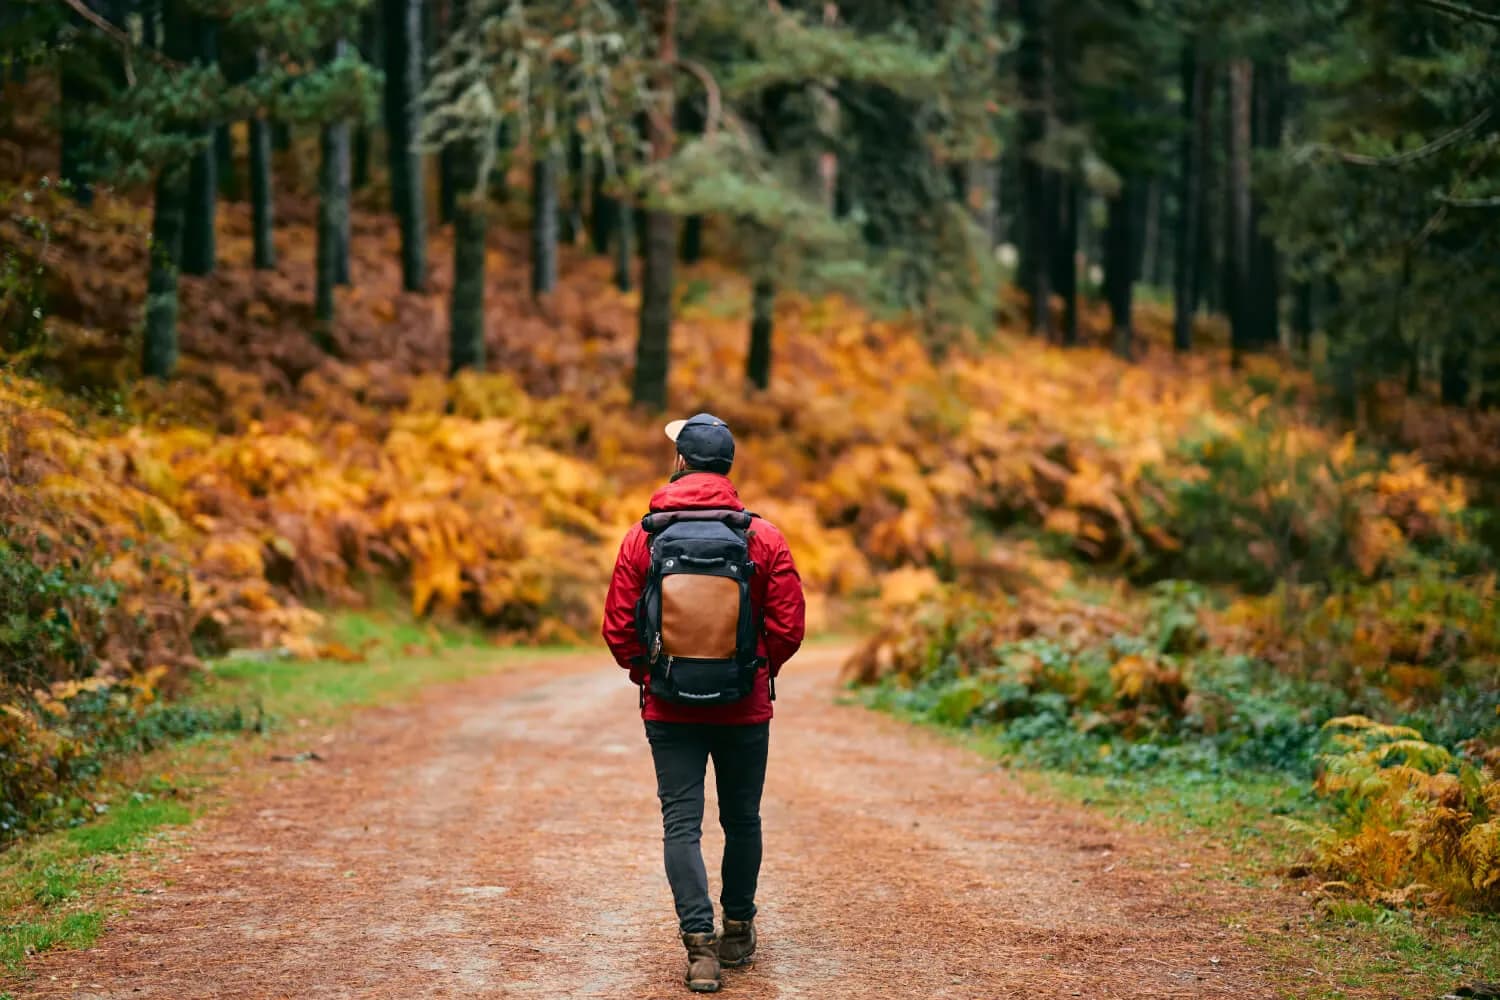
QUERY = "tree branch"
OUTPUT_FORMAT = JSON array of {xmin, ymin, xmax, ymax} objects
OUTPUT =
[
  {"xmin": 1410, "ymin": 137, "xmax": 1496, "ymax": 249},
  {"xmin": 675, "ymin": 58, "xmax": 722, "ymax": 137},
  {"xmin": 53, "ymin": 0, "xmax": 183, "ymax": 82},
  {"xmin": 1439, "ymin": 194, "xmax": 1500, "ymax": 207},
  {"xmin": 1409, "ymin": 0, "xmax": 1500, "ymax": 28},
  {"xmin": 1324, "ymin": 108, "xmax": 1492, "ymax": 166}
]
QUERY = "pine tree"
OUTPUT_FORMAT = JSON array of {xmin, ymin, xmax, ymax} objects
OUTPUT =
[
  {"xmin": 383, "ymin": 0, "xmax": 426, "ymax": 291},
  {"xmin": 1172, "ymin": 40, "xmax": 1209, "ymax": 353},
  {"xmin": 449, "ymin": 132, "xmax": 488, "ymax": 373},
  {"xmin": 315, "ymin": 39, "xmax": 353, "ymax": 341},
  {"xmin": 532, "ymin": 152, "xmax": 559, "ymax": 296},
  {"xmin": 249, "ymin": 46, "xmax": 276, "ymax": 271},
  {"xmin": 746, "ymin": 273, "xmax": 774, "ymax": 390},
  {"xmin": 180, "ymin": 19, "xmax": 218, "ymax": 276},
  {"xmin": 143, "ymin": 0, "xmax": 197, "ymax": 379},
  {"xmin": 1225, "ymin": 57, "xmax": 1253, "ymax": 359},
  {"xmin": 631, "ymin": 0, "xmax": 678, "ymax": 411},
  {"xmin": 1017, "ymin": 0, "xmax": 1053, "ymax": 337}
]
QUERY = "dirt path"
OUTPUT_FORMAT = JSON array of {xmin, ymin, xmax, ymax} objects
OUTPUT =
[{"xmin": 13, "ymin": 646, "xmax": 1292, "ymax": 999}]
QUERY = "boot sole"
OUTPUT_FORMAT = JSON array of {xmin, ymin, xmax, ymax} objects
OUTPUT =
[
  {"xmin": 686, "ymin": 979, "xmax": 721, "ymax": 993},
  {"xmin": 720, "ymin": 956, "xmax": 754, "ymax": 969}
]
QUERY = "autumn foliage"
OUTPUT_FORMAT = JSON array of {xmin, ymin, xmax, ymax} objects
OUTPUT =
[
  {"xmin": 1312, "ymin": 717, "xmax": 1500, "ymax": 910},
  {"xmin": 2, "ymin": 181, "xmax": 1497, "ymax": 857}
]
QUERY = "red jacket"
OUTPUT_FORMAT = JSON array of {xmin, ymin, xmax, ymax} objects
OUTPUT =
[{"xmin": 602, "ymin": 473, "xmax": 805, "ymax": 724}]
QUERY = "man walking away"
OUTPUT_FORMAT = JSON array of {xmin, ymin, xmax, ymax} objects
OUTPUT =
[{"xmin": 602, "ymin": 412, "xmax": 806, "ymax": 993}]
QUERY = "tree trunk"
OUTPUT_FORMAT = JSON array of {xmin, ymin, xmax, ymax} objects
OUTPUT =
[
  {"xmin": 560, "ymin": 130, "xmax": 585, "ymax": 245},
  {"xmin": 60, "ymin": 0, "xmax": 130, "ymax": 206},
  {"xmin": 215, "ymin": 126, "xmax": 240, "ymax": 201},
  {"xmin": 59, "ymin": 60, "xmax": 94, "ymax": 205},
  {"xmin": 218, "ymin": 30, "xmax": 253, "ymax": 203},
  {"xmin": 1105, "ymin": 182, "xmax": 1138, "ymax": 360},
  {"xmin": 1056, "ymin": 178, "xmax": 1079, "ymax": 347},
  {"xmin": 316, "ymin": 51, "xmax": 351, "ymax": 346},
  {"xmin": 1017, "ymin": 0, "xmax": 1053, "ymax": 336},
  {"xmin": 631, "ymin": 0, "xmax": 678, "ymax": 411},
  {"xmin": 180, "ymin": 18, "xmax": 218, "ymax": 276},
  {"xmin": 1248, "ymin": 55, "xmax": 1285, "ymax": 351},
  {"xmin": 181, "ymin": 144, "xmax": 217, "ymax": 276},
  {"xmin": 141, "ymin": 1, "xmax": 157, "ymax": 56},
  {"xmin": 532, "ymin": 154, "xmax": 559, "ymax": 297},
  {"xmin": 590, "ymin": 161, "xmax": 617, "ymax": 255},
  {"xmin": 315, "ymin": 128, "xmax": 337, "ymax": 336},
  {"xmin": 967, "ymin": 159, "xmax": 1000, "ymax": 249},
  {"xmin": 439, "ymin": 148, "xmax": 459, "ymax": 225},
  {"xmin": 352, "ymin": 10, "xmax": 379, "ymax": 191},
  {"xmin": 1291, "ymin": 278, "xmax": 1313, "ymax": 358},
  {"xmin": 142, "ymin": 0, "xmax": 194, "ymax": 379},
  {"xmin": 435, "ymin": 0, "xmax": 460, "ymax": 226},
  {"xmin": 352, "ymin": 128, "xmax": 371, "ymax": 192},
  {"xmin": 490, "ymin": 120, "xmax": 514, "ymax": 199},
  {"xmin": 332, "ymin": 97, "xmax": 352, "ymax": 285},
  {"xmin": 1226, "ymin": 58, "xmax": 1254, "ymax": 360},
  {"xmin": 249, "ymin": 50, "xmax": 275, "ymax": 271},
  {"xmin": 1048, "ymin": 174, "xmax": 1071, "ymax": 301},
  {"xmin": 675, "ymin": 94, "xmax": 704, "ymax": 265},
  {"xmin": 383, "ymin": 0, "xmax": 427, "ymax": 291},
  {"xmin": 144, "ymin": 162, "xmax": 188, "ymax": 378},
  {"xmin": 1478, "ymin": 356, "xmax": 1500, "ymax": 409},
  {"xmin": 680, "ymin": 216, "xmax": 703, "ymax": 265},
  {"xmin": 747, "ymin": 274, "xmax": 774, "ymax": 391},
  {"xmin": 320, "ymin": 40, "xmax": 352, "ymax": 291},
  {"xmin": 1196, "ymin": 65, "xmax": 1222, "ymax": 317},
  {"xmin": 614, "ymin": 199, "xmax": 634, "ymax": 292},
  {"xmin": 1173, "ymin": 44, "xmax": 1207, "ymax": 353},
  {"xmin": 1140, "ymin": 177, "xmax": 1161, "ymax": 289},
  {"xmin": 449, "ymin": 136, "xmax": 488, "ymax": 373},
  {"xmin": 1440, "ymin": 340, "xmax": 1471, "ymax": 406},
  {"xmin": 634, "ymin": 179, "xmax": 650, "ymax": 258}
]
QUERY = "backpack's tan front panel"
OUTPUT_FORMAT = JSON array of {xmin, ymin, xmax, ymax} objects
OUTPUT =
[{"xmin": 661, "ymin": 575, "xmax": 740, "ymax": 659}]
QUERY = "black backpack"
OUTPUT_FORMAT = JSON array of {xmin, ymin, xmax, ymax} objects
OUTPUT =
[{"xmin": 635, "ymin": 509, "xmax": 763, "ymax": 706}]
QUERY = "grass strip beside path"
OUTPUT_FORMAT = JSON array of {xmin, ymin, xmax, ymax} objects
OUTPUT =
[
  {"xmin": 854, "ymin": 691, "xmax": 1500, "ymax": 999},
  {"xmin": 0, "ymin": 612, "xmax": 568, "ymax": 978}
]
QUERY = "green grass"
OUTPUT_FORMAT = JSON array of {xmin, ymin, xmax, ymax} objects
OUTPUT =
[
  {"xmin": 1254, "ymin": 907, "xmax": 1500, "ymax": 998},
  {"xmin": 0, "ymin": 609, "xmax": 560, "ymax": 981},
  {"xmin": 0, "ymin": 795, "xmax": 195, "ymax": 971},
  {"xmin": 197, "ymin": 610, "xmax": 570, "ymax": 723},
  {"xmin": 856, "ymin": 690, "xmax": 1321, "ymax": 854}
]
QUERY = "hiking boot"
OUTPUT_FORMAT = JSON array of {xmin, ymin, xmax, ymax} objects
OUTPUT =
[
  {"xmin": 718, "ymin": 918, "xmax": 756, "ymax": 968},
  {"xmin": 682, "ymin": 932, "xmax": 721, "ymax": 993}
]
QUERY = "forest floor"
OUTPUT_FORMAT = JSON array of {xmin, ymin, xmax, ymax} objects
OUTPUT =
[{"xmin": 1, "ymin": 643, "xmax": 1390, "ymax": 1000}]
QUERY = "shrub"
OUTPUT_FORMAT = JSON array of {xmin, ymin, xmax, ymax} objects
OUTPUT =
[
  {"xmin": 1221, "ymin": 568, "xmax": 1499, "ymax": 715},
  {"xmin": 0, "ymin": 180, "xmax": 51, "ymax": 357},
  {"xmin": 0, "ymin": 666, "xmax": 251, "ymax": 842},
  {"xmin": 850, "ymin": 583, "xmax": 1341, "ymax": 778},
  {"xmin": 1313, "ymin": 716, "xmax": 1500, "ymax": 910},
  {"xmin": 0, "ymin": 526, "xmax": 120, "ymax": 690},
  {"xmin": 1134, "ymin": 420, "xmax": 1470, "ymax": 594}
]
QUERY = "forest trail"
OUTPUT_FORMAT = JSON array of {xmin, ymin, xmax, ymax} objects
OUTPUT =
[{"xmin": 13, "ymin": 646, "xmax": 1292, "ymax": 1000}]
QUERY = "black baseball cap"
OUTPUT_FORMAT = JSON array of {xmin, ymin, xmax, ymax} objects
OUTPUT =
[{"xmin": 664, "ymin": 413, "xmax": 735, "ymax": 474}]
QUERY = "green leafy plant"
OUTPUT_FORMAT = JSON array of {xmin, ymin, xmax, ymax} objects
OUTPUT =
[{"xmin": 1312, "ymin": 716, "xmax": 1500, "ymax": 910}]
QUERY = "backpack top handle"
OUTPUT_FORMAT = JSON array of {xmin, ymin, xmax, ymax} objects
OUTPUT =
[{"xmin": 642, "ymin": 509, "xmax": 754, "ymax": 534}]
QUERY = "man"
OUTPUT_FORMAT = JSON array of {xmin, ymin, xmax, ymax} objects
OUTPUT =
[{"xmin": 602, "ymin": 412, "xmax": 806, "ymax": 994}]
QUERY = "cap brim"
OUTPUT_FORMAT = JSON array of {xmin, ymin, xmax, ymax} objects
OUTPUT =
[{"xmin": 664, "ymin": 419, "xmax": 688, "ymax": 442}]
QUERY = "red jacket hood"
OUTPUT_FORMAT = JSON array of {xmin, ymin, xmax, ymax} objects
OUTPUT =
[{"xmin": 648, "ymin": 473, "xmax": 746, "ymax": 513}]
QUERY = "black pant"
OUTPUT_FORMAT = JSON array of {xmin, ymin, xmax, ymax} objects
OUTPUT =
[{"xmin": 645, "ymin": 721, "xmax": 770, "ymax": 935}]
